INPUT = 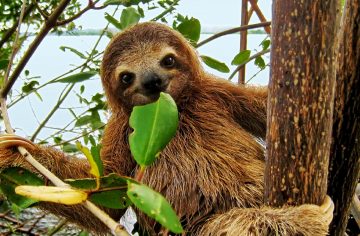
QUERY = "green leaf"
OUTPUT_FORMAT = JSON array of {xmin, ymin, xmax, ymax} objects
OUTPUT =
[
  {"xmin": 0, "ymin": 59, "xmax": 9, "ymax": 71},
  {"xmin": 55, "ymin": 71, "xmax": 97, "ymax": 84},
  {"xmin": 120, "ymin": 7, "xmax": 141, "ymax": 29},
  {"xmin": 104, "ymin": 0, "xmax": 151, "ymax": 7},
  {"xmin": 254, "ymin": 56, "xmax": 266, "ymax": 70},
  {"xmin": 129, "ymin": 93, "xmax": 178, "ymax": 167},
  {"xmin": 75, "ymin": 115, "xmax": 93, "ymax": 127},
  {"xmin": 76, "ymin": 142, "xmax": 101, "ymax": 183},
  {"xmin": 90, "ymin": 190, "xmax": 131, "ymax": 209},
  {"xmin": 176, "ymin": 18, "xmax": 201, "ymax": 44},
  {"xmin": 66, "ymin": 173, "xmax": 134, "ymax": 190},
  {"xmin": 0, "ymin": 167, "xmax": 44, "ymax": 186},
  {"xmin": 127, "ymin": 182, "xmax": 183, "ymax": 234},
  {"xmin": 200, "ymin": 55, "xmax": 230, "ymax": 73},
  {"xmin": 231, "ymin": 50, "xmax": 251, "ymax": 65},
  {"xmin": 0, "ymin": 167, "xmax": 44, "ymax": 209},
  {"xmin": 105, "ymin": 13, "xmax": 122, "ymax": 30},
  {"xmin": 261, "ymin": 39, "xmax": 271, "ymax": 51},
  {"xmin": 60, "ymin": 46, "xmax": 86, "ymax": 59},
  {"xmin": 22, "ymin": 80, "xmax": 39, "ymax": 93},
  {"xmin": 91, "ymin": 145, "xmax": 103, "ymax": 176},
  {"xmin": 66, "ymin": 174, "xmax": 133, "ymax": 209},
  {"xmin": 63, "ymin": 143, "xmax": 78, "ymax": 153}
]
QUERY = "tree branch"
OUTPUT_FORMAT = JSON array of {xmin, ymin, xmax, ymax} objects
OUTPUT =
[
  {"xmin": 0, "ymin": 3, "xmax": 35, "ymax": 50},
  {"xmin": 30, "ymin": 83, "xmax": 75, "ymax": 141},
  {"xmin": 0, "ymin": 0, "xmax": 72, "ymax": 98},
  {"xmin": 248, "ymin": 0, "xmax": 271, "ymax": 34},
  {"xmin": 56, "ymin": 0, "xmax": 106, "ymax": 26},
  {"xmin": 196, "ymin": 22, "xmax": 271, "ymax": 48},
  {"xmin": 32, "ymin": 0, "xmax": 50, "ymax": 20},
  {"xmin": 151, "ymin": 0, "xmax": 180, "ymax": 22}
]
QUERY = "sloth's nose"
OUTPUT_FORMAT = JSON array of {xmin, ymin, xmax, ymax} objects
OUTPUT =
[{"xmin": 142, "ymin": 73, "xmax": 166, "ymax": 94}]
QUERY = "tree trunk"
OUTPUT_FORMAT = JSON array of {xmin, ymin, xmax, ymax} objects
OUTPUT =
[
  {"xmin": 265, "ymin": 0, "xmax": 338, "ymax": 206},
  {"xmin": 328, "ymin": 0, "xmax": 360, "ymax": 234}
]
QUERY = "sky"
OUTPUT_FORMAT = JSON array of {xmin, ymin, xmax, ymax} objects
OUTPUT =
[{"xmin": 7, "ymin": 0, "xmax": 272, "ymax": 140}]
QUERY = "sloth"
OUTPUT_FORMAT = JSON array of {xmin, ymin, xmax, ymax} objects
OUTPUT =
[{"xmin": 0, "ymin": 22, "xmax": 332, "ymax": 235}]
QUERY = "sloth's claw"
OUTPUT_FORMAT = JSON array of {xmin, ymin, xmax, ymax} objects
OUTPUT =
[{"xmin": 0, "ymin": 134, "xmax": 37, "ymax": 151}]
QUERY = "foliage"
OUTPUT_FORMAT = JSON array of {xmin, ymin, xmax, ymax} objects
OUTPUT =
[{"xmin": 0, "ymin": 0, "xmax": 270, "ymax": 234}]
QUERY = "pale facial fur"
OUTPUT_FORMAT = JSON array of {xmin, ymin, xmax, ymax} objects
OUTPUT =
[{"xmin": 112, "ymin": 45, "xmax": 180, "ymax": 106}]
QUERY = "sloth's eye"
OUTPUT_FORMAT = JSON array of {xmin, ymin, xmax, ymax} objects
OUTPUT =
[
  {"xmin": 120, "ymin": 72, "xmax": 135, "ymax": 85},
  {"xmin": 161, "ymin": 55, "xmax": 176, "ymax": 68}
]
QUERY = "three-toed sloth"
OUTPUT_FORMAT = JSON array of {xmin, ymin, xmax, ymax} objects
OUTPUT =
[{"xmin": 0, "ymin": 22, "xmax": 332, "ymax": 235}]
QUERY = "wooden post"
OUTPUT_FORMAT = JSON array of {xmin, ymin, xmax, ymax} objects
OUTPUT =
[
  {"xmin": 248, "ymin": 0, "xmax": 271, "ymax": 34},
  {"xmin": 265, "ymin": 0, "xmax": 338, "ymax": 206},
  {"xmin": 328, "ymin": 0, "xmax": 360, "ymax": 234},
  {"xmin": 238, "ymin": 0, "xmax": 248, "ymax": 84}
]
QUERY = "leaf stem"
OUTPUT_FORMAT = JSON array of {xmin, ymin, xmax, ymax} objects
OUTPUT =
[{"xmin": 135, "ymin": 166, "xmax": 146, "ymax": 182}]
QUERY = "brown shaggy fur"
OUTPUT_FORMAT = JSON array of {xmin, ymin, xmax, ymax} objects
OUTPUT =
[{"xmin": 0, "ymin": 22, "xmax": 331, "ymax": 235}]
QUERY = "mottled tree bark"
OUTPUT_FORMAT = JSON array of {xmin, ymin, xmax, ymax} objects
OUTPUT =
[
  {"xmin": 328, "ymin": 0, "xmax": 360, "ymax": 234},
  {"xmin": 265, "ymin": 0, "xmax": 338, "ymax": 206}
]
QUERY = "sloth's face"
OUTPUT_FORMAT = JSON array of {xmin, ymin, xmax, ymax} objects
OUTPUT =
[{"xmin": 109, "ymin": 44, "xmax": 191, "ymax": 109}]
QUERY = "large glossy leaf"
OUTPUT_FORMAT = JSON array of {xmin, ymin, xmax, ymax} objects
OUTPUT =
[
  {"xmin": 15, "ymin": 186, "xmax": 88, "ymax": 205},
  {"xmin": 127, "ymin": 182, "xmax": 183, "ymax": 234},
  {"xmin": 176, "ymin": 18, "xmax": 201, "ymax": 44},
  {"xmin": 54, "ymin": 71, "xmax": 97, "ymax": 84},
  {"xmin": 201, "ymin": 55, "xmax": 230, "ymax": 73},
  {"xmin": 90, "ymin": 190, "xmax": 131, "ymax": 209},
  {"xmin": 129, "ymin": 93, "xmax": 178, "ymax": 167},
  {"xmin": 0, "ymin": 167, "xmax": 44, "ymax": 209},
  {"xmin": 120, "ymin": 7, "xmax": 141, "ymax": 29},
  {"xmin": 231, "ymin": 50, "xmax": 251, "ymax": 65}
]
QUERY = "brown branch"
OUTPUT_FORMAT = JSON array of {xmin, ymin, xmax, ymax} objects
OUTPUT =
[
  {"xmin": 0, "ymin": 0, "xmax": 72, "ymax": 98},
  {"xmin": 0, "ymin": 3, "xmax": 35, "ymax": 50},
  {"xmin": 196, "ymin": 22, "xmax": 271, "ymax": 48},
  {"xmin": 56, "ymin": 0, "xmax": 106, "ymax": 26},
  {"xmin": 32, "ymin": 0, "xmax": 49, "ymax": 20},
  {"xmin": 248, "ymin": 0, "xmax": 271, "ymax": 34},
  {"xmin": 3, "ymin": 0, "xmax": 28, "ymax": 84}
]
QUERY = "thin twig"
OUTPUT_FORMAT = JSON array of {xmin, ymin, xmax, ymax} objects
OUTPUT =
[
  {"xmin": 7, "ymin": 53, "xmax": 102, "ymax": 108},
  {"xmin": 30, "ymin": 83, "xmax": 75, "ymax": 141},
  {"xmin": 32, "ymin": 0, "xmax": 49, "ymax": 20},
  {"xmin": 228, "ymin": 48, "xmax": 270, "ymax": 81},
  {"xmin": 47, "ymin": 218, "xmax": 68, "ymax": 236},
  {"xmin": 248, "ymin": 0, "xmax": 271, "ymax": 34},
  {"xmin": 3, "ymin": 0, "xmax": 28, "ymax": 84},
  {"xmin": 196, "ymin": 22, "xmax": 271, "ymax": 48},
  {"xmin": 0, "ymin": 3, "xmax": 35, "ymax": 50},
  {"xmin": 56, "ymin": 0, "xmax": 106, "ymax": 26},
  {"xmin": 0, "ymin": 5, "xmax": 129, "ymax": 236},
  {"xmin": 151, "ymin": 0, "xmax": 180, "ymax": 22},
  {"xmin": 1, "ymin": 0, "xmax": 72, "ymax": 98},
  {"xmin": 51, "ymin": 124, "xmax": 105, "ymax": 147}
]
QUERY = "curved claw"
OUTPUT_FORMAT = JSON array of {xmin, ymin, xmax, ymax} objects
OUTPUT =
[
  {"xmin": 320, "ymin": 195, "xmax": 334, "ymax": 224},
  {"xmin": 0, "ymin": 134, "xmax": 37, "ymax": 151}
]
